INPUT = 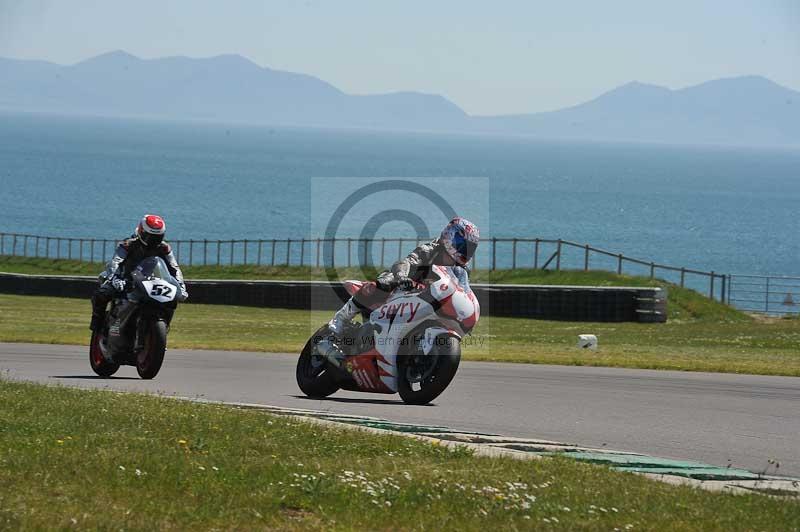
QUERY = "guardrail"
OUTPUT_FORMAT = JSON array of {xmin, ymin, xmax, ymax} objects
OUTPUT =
[
  {"xmin": 728, "ymin": 274, "xmax": 800, "ymax": 315},
  {"xmin": 0, "ymin": 231, "xmax": 725, "ymax": 301},
  {"xmin": 0, "ymin": 272, "xmax": 668, "ymax": 323}
]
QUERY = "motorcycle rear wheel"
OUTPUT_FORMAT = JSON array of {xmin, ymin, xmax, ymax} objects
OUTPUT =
[
  {"xmin": 296, "ymin": 327, "xmax": 340, "ymax": 398},
  {"xmin": 136, "ymin": 320, "xmax": 167, "ymax": 379},
  {"xmin": 397, "ymin": 335, "xmax": 461, "ymax": 405},
  {"xmin": 89, "ymin": 331, "xmax": 120, "ymax": 377}
]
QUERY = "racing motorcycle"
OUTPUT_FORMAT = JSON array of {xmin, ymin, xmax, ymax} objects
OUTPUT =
[
  {"xmin": 89, "ymin": 256, "xmax": 180, "ymax": 379},
  {"xmin": 296, "ymin": 264, "xmax": 480, "ymax": 405}
]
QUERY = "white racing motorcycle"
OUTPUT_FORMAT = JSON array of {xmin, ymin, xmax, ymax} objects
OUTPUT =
[{"xmin": 296, "ymin": 265, "xmax": 479, "ymax": 405}]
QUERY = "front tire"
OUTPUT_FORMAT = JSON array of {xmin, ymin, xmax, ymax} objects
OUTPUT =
[
  {"xmin": 136, "ymin": 320, "xmax": 167, "ymax": 379},
  {"xmin": 397, "ymin": 335, "xmax": 461, "ymax": 405},
  {"xmin": 89, "ymin": 331, "xmax": 119, "ymax": 377},
  {"xmin": 296, "ymin": 327, "xmax": 340, "ymax": 398}
]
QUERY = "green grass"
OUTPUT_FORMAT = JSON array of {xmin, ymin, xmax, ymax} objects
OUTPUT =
[
  {"xmin": 0, "ymin": 379, "xmax": 797, "ymax": 531},
  {"xmin": 1, "ymin": 293, "xmax": 799, "ymax": 376}
]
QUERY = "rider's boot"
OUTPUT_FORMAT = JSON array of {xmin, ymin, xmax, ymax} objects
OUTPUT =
[
  {"xmin": 317, "ymin": 298, "xmax": 360, "ymax": 369},
  {"xmin": 90, "ymin": 314, "xmax": 104, "ymax": 332},
  {"xmin": 328, "ymin": 298, "xmax": 359, "ymax": 338}
]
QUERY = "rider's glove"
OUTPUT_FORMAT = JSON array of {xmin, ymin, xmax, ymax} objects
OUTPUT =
[
  {"xmin": 396, "ymin": 276, "xmax": 414, "ymax": 291},
  {"xmin": 111, "ymin": 277, "xmax": 127, "ymax": 292},
  {"xmin": 178, "ymin": 285, "xmax": 189, "ymax": 302}
]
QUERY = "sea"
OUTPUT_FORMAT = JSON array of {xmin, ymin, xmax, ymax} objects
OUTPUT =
[{"xmin": 1, "ymin": 111, "xmax": 798, "ymax": 278}]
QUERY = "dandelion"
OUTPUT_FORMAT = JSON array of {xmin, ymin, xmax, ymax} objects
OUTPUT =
[
  {"xmin": 178, "ymin": 439, "xmax": 187, "ymax": 445},
  {"xmin": 135, "ymin": 469, "xmax": 142, "ymax": 477}
]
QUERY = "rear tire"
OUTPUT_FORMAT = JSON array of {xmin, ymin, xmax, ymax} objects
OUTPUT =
[
  {"xmin": 398, "ymin": 335, "xmax": 461, "ymax": 405},
  {"xmin": 136, "ymin": 321, "xmax": 167, "ymax": 380},
  {"xmin": 89, "ymin": 331, "xmax": 119, "ymax": 377},
  {"xmin": 296, "ymin": 327, "xmax": 340, "ymax": 398}
]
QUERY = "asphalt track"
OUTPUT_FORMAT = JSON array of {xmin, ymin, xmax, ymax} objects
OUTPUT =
[{"xmin": 1, "ymin": 342, "xmax": 798, "ymax": 477}]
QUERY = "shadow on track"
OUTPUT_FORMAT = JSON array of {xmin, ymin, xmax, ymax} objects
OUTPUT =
[
  {"xmin": 292, "ymin": 395, "xmax": 434, "ymax": 407},
  {"xmin": 50, "ymin": 375, "xmax": 141, "ymax": 380}
]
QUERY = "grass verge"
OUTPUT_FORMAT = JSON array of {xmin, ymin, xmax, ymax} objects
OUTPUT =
[
  {"xmin": 1, "ymin": 294, "xmax": 799, "ymax": 375},
  {"xmin": 0, "ymin": 379, "xmax": 797, "ymax": 530}
]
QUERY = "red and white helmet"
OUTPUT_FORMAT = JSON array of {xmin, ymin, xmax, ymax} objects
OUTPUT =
[
  {"xmin": 135, "ymin": 214, "xmax": 166, "ymax": 247},
  {"xmin": 440, "ymin": 217, "xmax": 480, "ymax": 266}
]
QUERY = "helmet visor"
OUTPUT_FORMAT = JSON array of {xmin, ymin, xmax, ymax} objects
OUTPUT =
[
  {"xmin": 452, "ymin": 233, "xmax": 478, "ymax": 264},
  {"xmin": 140, "ymin": 231, "xmax": 164, "ymax": 247}
]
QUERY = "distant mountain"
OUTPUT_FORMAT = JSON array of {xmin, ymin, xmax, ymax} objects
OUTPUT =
[
  {"xmin": 1, "ymin": 51, "xmax": 798, "ymax": 146},
  {"xmin": 474, "ymin": 76, "xmax": 800, "ymax": 146}
]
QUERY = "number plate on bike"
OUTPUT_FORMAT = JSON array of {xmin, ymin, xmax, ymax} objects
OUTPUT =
[{"xmin": 142, "ymin": 280, "xmax": 176, "ymax": 302}]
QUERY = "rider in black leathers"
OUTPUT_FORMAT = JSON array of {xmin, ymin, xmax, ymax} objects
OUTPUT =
[{"xmin": 90, "ymin": 214, "xmax": 188, "ymax": 331}]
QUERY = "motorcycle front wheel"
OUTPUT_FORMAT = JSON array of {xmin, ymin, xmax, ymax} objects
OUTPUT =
[
  {"xmin": 296, "ymin": 327, "xmax": 340, "ymax": 398},
  {"xmin": 89, "ymin": 330, "xmax": 120, "ymax": 377},
  {"xmin": 397, "ymin": 335, "xmax": 461, "ymax": 405},
  {"xmin": 136, "ymin": 320, "xmax": 167, "ymax": 379}
]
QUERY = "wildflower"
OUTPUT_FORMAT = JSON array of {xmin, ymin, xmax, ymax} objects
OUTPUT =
[
  {"xmin": 385, "ymin": 501, "xmax": 392, "ymax": 507},
  {"xmin": 612, "ymin": 507, "xmax": 619, "ymax": 513},
  {"xmin": 212, "ymin": 466, "xmax": 219, "ymax": 472},
  {"xmin": 135, "ymin": 469, "xmax": 142, "ymax": 477},
  {"xmin": 118, "ymin": 465, "xmax": 126, "ymax": 471},
  {"xmin": 56, "ymin": 440, "xmax": 64, "ymax": 445},
  {"xmin": 198, "ymin": 466, "xmax": 206, "ymax": 471},
  {"xmin": 178, "ymin": 439, "xmax": 187, "ymax": 445}
]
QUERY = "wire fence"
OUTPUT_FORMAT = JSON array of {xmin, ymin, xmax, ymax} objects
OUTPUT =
[
  {"xmin": 728, "ymin": 274, "xmax": 800, "ymax": 315},
  {"xmin": 0, "ymin": 231, "xmax": 730, "ymax": 301}
]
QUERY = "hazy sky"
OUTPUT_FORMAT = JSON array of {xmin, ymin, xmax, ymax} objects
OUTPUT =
[{"xmin": 1, "ymin": 0, "xmax": 798, "ymax": 115}]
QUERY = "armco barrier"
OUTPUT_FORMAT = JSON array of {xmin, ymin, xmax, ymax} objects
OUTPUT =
[{"xmin": 0, "ymin": 272, "xmax": 667, "ymax": 323}]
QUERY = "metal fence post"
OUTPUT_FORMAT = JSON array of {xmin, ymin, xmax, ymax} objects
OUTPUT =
[
  {"xmin": 216, "ymin": 240, "xmax": 221, "ymax": 266},
  {"xmin": 491, "ymin": 237, "xmax": 497, "ymax": 271},
  {"xmin": 316, "ymin": 239, "xmax": 321, "ymax": 268},
  {"xmin": 286, "ymin": 239, "xmax": 291, "ymax": 266},
  {"xmin": 556, "ymin": 239, "xmax": 562, "ymax": 271},
  {"xmin": 68, "ymin": 239, "xmax": 73, "ymax": 260},
  {"xmin": 380, "ymin": 238, "xmax": 386, "ymax": 267},
  {"xmin": 584, "ymin": 245, "xmax": 589, "ymax": 271},
  {"xmin": 258, "ymin": 240, "xmax": 263, "ymax": 266},
  {"xmin": 23, "ymin": 235, "xmax": 29, "ymax": 257},
  {"xmin": 512, "ymin": 238, "xmax": 518, "ymax": 269},
  {"xmin": 680, "ymin": 268, "xmax": 685, "ymax": 287},
  {"xmin": 57, "ymin": 238, "xmax": 61, "ymax": 259},
  {"xmin": 765, "ymin": 277, "xmax": 770, "ymax": 313},
  {"xmin": 617, "ymin": 254, "xmax": 622, "ymax": 275},
  {"xmin": 720, "ymin": 274, "xmax": 727, "ymax": 304},
  {"xmin": 398, "ymin": 239, "xmax": 404, "ymax": 261},
  {"xmin": 189, "ymin": 240, "xmax": 194, "ymax": 266},
  {"xmin": 230, "ymin": 240, "xmax": 235, "ymax": 266},
  {"xmin": 45, "ymin": 237, "xmax": 50, "ymax": 258},
  {"xmin": 534, "ymin": 238, "xmax": 540, "ymax": 269},
  {"xmin": 300, "ymin": 238, "xmax": 306, "ymax": 266},
  {"xmin": 243, "ymin": 239, "xmax": 248, "ymax": 265},
  {"xmin": 0, "ymin": 233, "xmax": 4, "ymax": 255},
  {"xmin": 709, "ymin": 271, "xmax": 715, "ymax": 299},
  {"xmin": 650, "ymin": 262, "xmax": 655, "ymax": 279},
  {"xmin": 346, "ymin": 238, "xmax": 352, "ymax": 268},
  {"xmin": 90, "ymin": 239, "xmax": 95, "ymax": 262},
  {"xmin": 270, "ymin": 240, "xmax": 276, "ymax": 266},
  {"xmin": 12, "ymin": 234, "xmax": 17, "ymax": 257}
]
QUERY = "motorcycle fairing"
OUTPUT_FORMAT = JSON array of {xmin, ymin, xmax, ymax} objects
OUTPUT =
[{"xmin": 346, "ymin": 265, "xmax": 479, "ymax": 394}]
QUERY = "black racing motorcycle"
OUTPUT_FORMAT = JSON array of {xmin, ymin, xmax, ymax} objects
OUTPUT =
[{"xmin": 89, "ymin": 256, "xmax": 180, "ymax": 379}]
